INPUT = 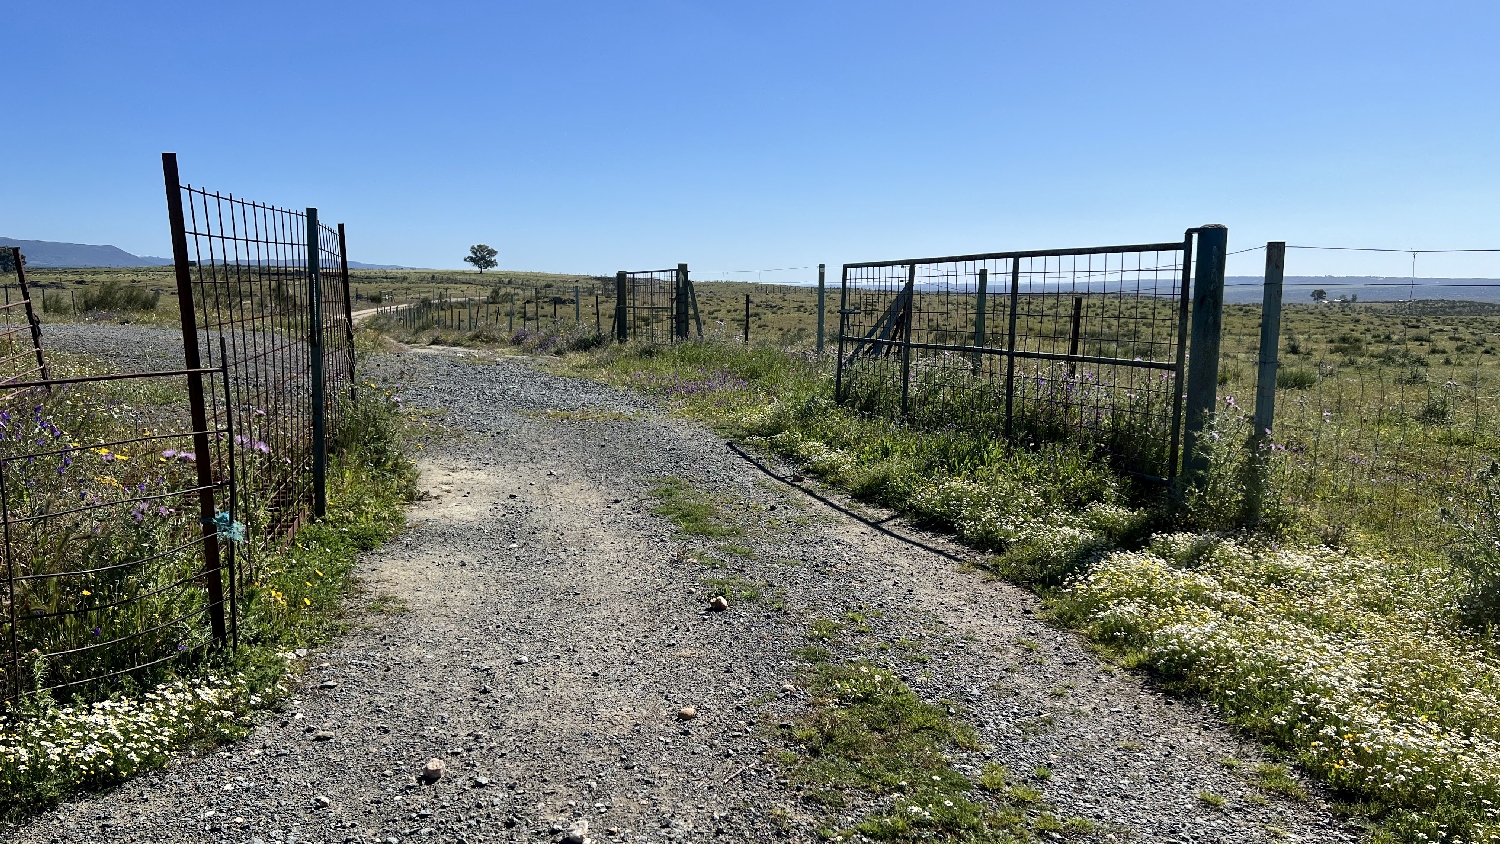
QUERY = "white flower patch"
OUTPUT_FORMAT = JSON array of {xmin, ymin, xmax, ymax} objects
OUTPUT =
[
  {"xmin": 1064, "ymin": 540, "xmax": 1500, "ymax": 839},
  {"xmin": 0, "ymin": 675, "xmax": 252, "ymax": 802}
]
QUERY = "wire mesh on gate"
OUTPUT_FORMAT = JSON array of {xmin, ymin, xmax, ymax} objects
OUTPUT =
[
  {"xmin": 165, "ymin": 156, "xmax": 354, "ymax": 551},
  {"xmin": 0, "ymin": 367, "xmax": 235, "ymax": 700},
  {"xmin": 837, "ymin": 239, "xmax": 1191, "ymax": 479},
  {"xmin": 620, "ymin": 269, "xmax": 679, "ymax": 344}
]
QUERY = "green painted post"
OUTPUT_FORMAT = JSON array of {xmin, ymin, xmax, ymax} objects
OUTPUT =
[
  {"xmin": 816, "ymin": 263, "xmax": 826, "ymax": 354},
  {"xmin": 675, "ymin": 263, "xmax": 690, "ymax": 341},
  {"xmin": 899, "ymin": 263, "xmax": 916, "ymax": 416},
  {"xmin": 615, "ymin": 271, "xmax": 628, "ymax": 342},
  {"xmin": 307, "ymin": 208, "xmax": 327, "ymax": 519},
  {"xmin": 1181, "ymin": 224, "xmax": 1229, "ymax": 487}
]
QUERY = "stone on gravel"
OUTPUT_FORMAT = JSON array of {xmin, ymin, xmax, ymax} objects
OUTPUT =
[
  {"xmin": 708, "ymin": 595, "xmax": 729, "ymax": 611},
  {"xmin": 676, "ymin": 706, "xmax": 697, "ymax": 721},
  {"xmin": 420, "ymin": 758, "xmax": 445, "ymax": 782},
  {"xmin": 561, "ymin": 818, "xmax": 590, "ymax": 844},
  {"xmin": 313, "ymin": 794, "xmax": 331, "ymax": 808}
]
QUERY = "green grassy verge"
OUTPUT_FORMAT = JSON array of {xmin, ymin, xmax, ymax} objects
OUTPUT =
[
  {"xmin": 781, "ymin": 657, "xmax": 1093, "ymax": 841},
  {"xmin": 0, "ymin": 385, "xmax": 416, "ymax": 820},
  {"xmin": 565, "ymin": 338, "xmax": 1500, "ymax": 844}
]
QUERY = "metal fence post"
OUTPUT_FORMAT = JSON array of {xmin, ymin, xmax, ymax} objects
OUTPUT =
[
  {"xmin": 972, "ymin": 267, "xmax": 988, "ymax": 369},
  {"xmin": 11, "ymin": 248, "xmax": 49, "ymax": 380},
  {"xmin": 816, "ymin": 263, "xmax": 826, "ymax": 354},
  {"xmin": 162, "ymin": 152, "xmax": 227, "ymax": 646},
  {"xmin": 616, "ymin": 271, "xmax": 628, "ymax": 342},
  {"xmin": 675, "ymin": 263, "xmax": 690, "ymax": 341},
  {"xmin": 574, "ymin": 285, "xmax": 581, "ymax": 324},
  {"xmin": 743, "ymin": 294, "xmax": 750, "ymax": 344},
  {"xmin": 307, "ymin": 208, "xmax": 327, "ymax": 519},
  {"xmin": 1067, "ymin": 296, "xmax": 1083, "ymax": 377},
  {"xmin": 899, "ymin": 263, "xmax": 916, "ymax": 416},
  {"xmin": 1181, "ymin": 224, "xmax": 1228, "ymax": 486},
  {"xmin": 1004, "ymin": 259, "xmax": 1020, "ymax": 439},
  {"xmin": 835, "ymin": 265, "xmax": 850, "ymax": 401},
  {"xmin": 338, "ymin": 224, "xmax": 355, "ymax": 403},
  {"xmin": 1247, "ymin": 241, "xmax": 1286, "ymax": 524}
]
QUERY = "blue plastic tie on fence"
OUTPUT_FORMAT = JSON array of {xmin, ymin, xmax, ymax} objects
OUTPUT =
[{"xmin": 212, "ymin": 511, "xmax": 246, "ymax": 543}]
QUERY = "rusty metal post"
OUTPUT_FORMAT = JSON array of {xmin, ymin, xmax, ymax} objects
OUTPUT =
[
  {"xmin": 615, "ymin": 271, "xmax": 627, "ymax": 342},
  {"xmin": 307, "ymin": 208, "xmax": 326, "ymax": 519},
  {"xmin": 162, "ymin": 152, "xmax": 227, "ymax": 646},
  {"xmin": 10, "ymin": 249, "xmax": 48, "ymax": 380},
  {"xmin": 1182, "ymin": 224, "xmax": 1229, "ymax": 486},
  {"xmin": 2, "ymin": 464, "xmax": 17, "ymax": 698}
]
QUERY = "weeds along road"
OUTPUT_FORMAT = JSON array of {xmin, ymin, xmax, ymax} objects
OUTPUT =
[{"xmin": 27, "ymin": 327, "xmax": 1359, "ymax": 844}]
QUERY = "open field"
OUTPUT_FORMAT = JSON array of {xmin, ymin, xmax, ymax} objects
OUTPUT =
[
  {"xmin": 9, "ymin": 266, "xmax": 1500, "ymax": 843},
  {"xmin": 15, "ymin": 267, "xmax": 601, "ymax": 327}
]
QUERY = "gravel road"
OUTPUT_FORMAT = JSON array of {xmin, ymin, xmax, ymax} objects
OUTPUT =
[{"xmin": 17, "ymin": 330, "xmax": 1361, "ymax": 844}]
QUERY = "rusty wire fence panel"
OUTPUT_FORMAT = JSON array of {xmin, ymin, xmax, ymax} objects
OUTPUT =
[
  {"xmin": 836, "ymin": 239, "xmax": 1191, "ymax": 480},
  {"xmin": 0, "ymin": 368, "xmax": 235, "ymax": 700},
  {"xmin": 0, "ymin": 248, "xmax": 49, "ymax": 393}
]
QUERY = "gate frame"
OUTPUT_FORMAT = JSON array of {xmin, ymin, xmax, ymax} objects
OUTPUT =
[{"xmin": 835, "ymin": 229, "xmax": 1227, "ymax": 484}]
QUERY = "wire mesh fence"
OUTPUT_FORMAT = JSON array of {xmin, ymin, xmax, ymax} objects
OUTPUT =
[
  {"xmin": 165, "ymin": 153, "xmax": 354, "ymax": 542},
  {"xmin": 692, "ymin": 281, "xmax": 824, "ymax": 347},
  {"xmin": 0, "ymin": 366, "xmax": 235, "ymax": 700},
  {"xmin": 1224, "ymin": 247, "xmax": 1500, "ymax": 551},
  {"xmin": 0, "ymin": 154, "xmax": 363, "ymax": 702},
  {"xmin": 836, "ymin": 239, "xmax": 1194, "ymax": 480},
  {"xmin": 375, "ymin": 284, "xmax": 614, "ymax": 336}
]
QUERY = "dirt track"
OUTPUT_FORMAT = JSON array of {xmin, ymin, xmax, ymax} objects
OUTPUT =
[{"xmin": 20, "ymin": 335, "xmax": 1360, "ymax": 843}]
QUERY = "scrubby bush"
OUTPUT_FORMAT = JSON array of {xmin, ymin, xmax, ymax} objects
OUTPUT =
[
  {"xmin": 1445, "ymin": 462, "xmax": 1500, "ymax": 628},
  {"xmin": 1276, "ymin": 365, "xmax": 1317, "ymax": 390},
  {"xmin": 79, "ymin": 281, "xmax": 160, "ymax": 313}
]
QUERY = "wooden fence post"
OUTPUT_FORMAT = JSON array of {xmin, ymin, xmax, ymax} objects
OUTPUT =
[
  {"xmin": 1247, "ymin": 241, "xmax": 1286, "ymax": 523},
  {"xmin": 816, "ymin": 264, "xmax": 826, "ymax": 354}
]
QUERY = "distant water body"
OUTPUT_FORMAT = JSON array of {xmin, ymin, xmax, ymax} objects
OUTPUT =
[{"xmin": 1225, "ymin": 277, "xmax": 1500, "ymax": 304}]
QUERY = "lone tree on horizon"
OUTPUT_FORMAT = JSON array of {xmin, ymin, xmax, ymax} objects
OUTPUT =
[{"xmin": 464, "ymin": 244, "xmax": 498, "ymax": 274}]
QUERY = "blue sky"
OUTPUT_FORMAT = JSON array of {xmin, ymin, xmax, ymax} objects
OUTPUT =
[{"xmin": 2, "ymin": 1, "xmax": 1497, "ymax": 278}]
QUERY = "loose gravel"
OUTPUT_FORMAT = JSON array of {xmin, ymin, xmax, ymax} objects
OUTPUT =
[{"xmin": 14, "ymin": 330, "xmax": 1362, "ymax": 843}]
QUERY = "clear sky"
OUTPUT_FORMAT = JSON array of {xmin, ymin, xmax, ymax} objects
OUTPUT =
[{"xmin": 3, "ymin": 1, "xmax": 1497, "ymax": 279}]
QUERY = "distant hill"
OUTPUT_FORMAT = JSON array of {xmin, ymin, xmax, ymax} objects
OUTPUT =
[
  {"xmin": 0, "ymin": 238, "xmax": 411, "ymax": 270},
  {"xmin": 0, "ymin": 238, "xmax": 170, "ymax": 268}
]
